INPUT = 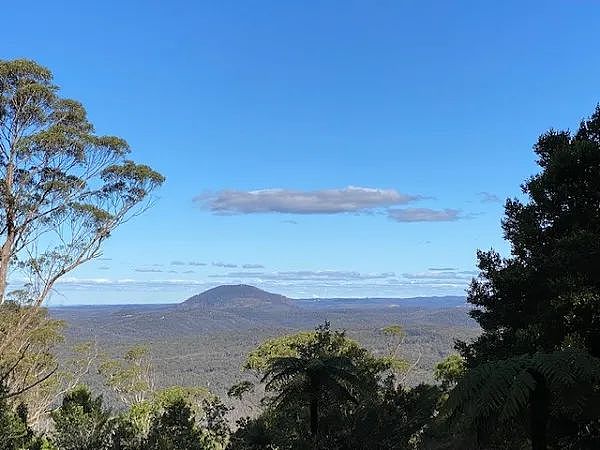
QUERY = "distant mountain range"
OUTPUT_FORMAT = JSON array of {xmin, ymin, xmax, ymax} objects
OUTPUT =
[
  {"xmin": 178, "ymin": 284, "xmax": 467, "ymax": 311},
  {"xmin": 50, "ymin": 284, "xmax": 478, "ymax": 396}
]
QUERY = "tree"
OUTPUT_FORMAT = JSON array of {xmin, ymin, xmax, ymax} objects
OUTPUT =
[
  {"xmin": 346, "ymin": 378, "xmax": 441, "ymax": 450},
  {"xmin": 0, "ymin": 304, "xmax": 63, "ymax": 405},
  {"xmin": 381, "ymin": 325, "xmax": 412, "ymax": 385},
  {"xmin": 260, "ymin": 324, "xmax": 364, "ymax": 440},
  {"xmin": 49, "ymin": 386, "xmax": 113, "ymax": 450},
  {"xmin": 0, "ymin": 305, "xmax": 96, "ymax": 430},
  {"xmin": 0, "ymin": 59, "xmax": 164, "ymax": 365},
  {"xmin": 99, "ymin": 345, "xmax": 156, "ymax": 407},
  {"xmin": 433, "ymin": 354, "xmax": 465, "ymax": 391},
  {"xmin": 459, "ymin": 105, "xmax": 600, "ymax": 363},
  {"xmin": 444, "ymin": 349, "xmax": 600, "ymax": 450},
  {"xmin": 0, "ymin": 385, "xmax": 35, "ymax": 450},
  {"xmin": 145, "ymin": 398, "xmax": 205, "ymax": 450}
]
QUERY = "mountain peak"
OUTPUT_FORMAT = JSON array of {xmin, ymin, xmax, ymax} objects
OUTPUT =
[{"xmin": 181, "ymin": 284, "xmax": 294, "ymax": 310}]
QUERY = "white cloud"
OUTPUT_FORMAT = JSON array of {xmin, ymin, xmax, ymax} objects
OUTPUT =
[{"xmin": 196, "ymin": 186, "xmax": 423, "ymax": 215}]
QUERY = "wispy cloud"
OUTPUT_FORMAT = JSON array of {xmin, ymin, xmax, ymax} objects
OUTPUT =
[
  {"xmin": 56, "ymin": 277, "xmax": 207, "ymax": 288},
  {"xmin": 387, "ymin": 208, "xmax": 463, "ymax": 222},
  {"xmin": 242, "ymin": 264, "xmax": 265, "ymax": 269},
  {"xmin": 402, "ymin": 271, "xmax": 472, "ymax": 280},
  {"xmin": 188, "ymin": 261, "xmax": 207, "ymax": 266},
  {"xmin": 212, "ymin": 262, "xmax": 238, "ymax": 268},
  {"xmin": 171, "ymin": 261, "xmax": 186, "ymax": 266},
  {"xmin": 135, "ymin": 268, "xmax": 164, "ymax": 273},
  {"xmin": 212, "ymin": 270, "xmax": 395, "ymax": 281},
  {"xmin": 428, "ymin": 267, "xmax": 458, "ymax": 272},
  {"xmin": 477, "ymin": 192, "xmax": 502, "ymax": 203},
  {"xmin": 52, "ymin": 275, "xmax": 468, "ymax": 298},
  {"xmin": 183, "ymin": 270, "xmax": 195, "ymax": 274},
  {"xmin": 196, "ymin": 186, "xmax": 423, "ymax": 215},
  {"xmin": 98, "ymin": 266, "xmax": 110, "ymax": 271}
]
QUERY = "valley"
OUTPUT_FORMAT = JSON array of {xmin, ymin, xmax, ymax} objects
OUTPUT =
[{"xmin": 51, "ymin": 285, "xmax": 480, "ymax": 403}]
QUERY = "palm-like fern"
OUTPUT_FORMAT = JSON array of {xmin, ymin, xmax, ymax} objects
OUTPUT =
[
  {"xmin": 262, "ymin": 354, "xmax": 361, "ymax": 437},
  {"xmin": 444, "ymin": 349, "xmax": 600, "ymax": 450}
]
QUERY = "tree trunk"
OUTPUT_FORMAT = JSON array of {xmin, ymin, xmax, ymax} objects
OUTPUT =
[
  {"xmin": 0, "ymin": 160, "xmax": 15, "ymax": 305},
  {"xmin": 529, "ymin": 369, "xmax": 549, "ymax": 450},
  {"xmin": 0, "ymin": 231, "xmax": 15, "ymax": 304}
]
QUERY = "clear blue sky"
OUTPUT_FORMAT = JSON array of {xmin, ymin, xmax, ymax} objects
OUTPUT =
[{"xmin": 5, "ymin": 1, "xmax": 600, "ymax": 304}]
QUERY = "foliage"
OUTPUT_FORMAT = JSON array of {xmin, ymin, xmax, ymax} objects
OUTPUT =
[
  {"xmin": 0, "ymin": 304, "xmax": 95, "ymax": 430},
  {"xmin": 234, "ymin": 323, "xmax": 442, "ymax": 449},
  {"xmin": 444, "ymin": 349, "xmax": 600, "ymax": 449},
  {"xmin": 433, "ymin": 354, "xmax": 465, "ymax": 390},
  {"xmin": 448, "ymin": 105, "xmax": 600, "ymax": 449},
  {"xmin": 345, "ymin": 378, "xmax": 441, "ymax": 449},
  {"xmin": 460, "ymin": 106, "xmax": 600, "ymax": 364},
  {"xmin": 145, "ymin": 398, "xmax": 206, "ymax": 450},
  {"xmin": 0, "ymin": 58, "xmax": 164, "ymax": 309},
  {"xmin": 0, "ymin": 58, "xmax": 163, "ymax": 409},
  {"xmin": 227, "ymin": 381, "xmax": 254, "ymax": 401},
  {"xmin": 49, "ymin": 386, "xmax": 113, "ymax": 450},
  {"xmin": 99, "ymin": 345, "xmax": 155, "ymax": 406},
  {"xmin": 0, "ymin": 387, "xmax": 37, "ymax": 450},
  {"xmin": 0, "ymin": 304, "xmax": 62, "ymax": 401}
]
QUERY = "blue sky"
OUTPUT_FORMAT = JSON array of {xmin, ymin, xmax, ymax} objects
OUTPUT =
[{"xmin": 4, "ymin": 1, "xmax": 600, "ymax": 304}]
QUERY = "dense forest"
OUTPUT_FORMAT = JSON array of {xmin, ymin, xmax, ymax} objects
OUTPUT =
[{"xmin": 1, "ymin": 60, "xmax": 600, "ymax": 449}]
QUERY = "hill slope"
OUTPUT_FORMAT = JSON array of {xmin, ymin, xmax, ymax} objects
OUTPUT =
[{"xmin": 181, "ymin": 284, "xmax": 295, "ymax": 310}]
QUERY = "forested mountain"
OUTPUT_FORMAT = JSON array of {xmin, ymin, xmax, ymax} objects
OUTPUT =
[{"xmin": 181, "ymin": 285, "xmax": 296, "ymax": 310}]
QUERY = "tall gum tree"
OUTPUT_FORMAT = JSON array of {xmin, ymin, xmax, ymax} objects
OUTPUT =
[{"xmin": 0, "ymin": 59, "xmax": 164, "ymax": 357}]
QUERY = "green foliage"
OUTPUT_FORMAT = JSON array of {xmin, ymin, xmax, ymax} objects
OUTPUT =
[
  {"xmin": 245, "ymin": 323, "xmax": 391, "ymax": 382},
  {"xmin": 145, "ymin": 398, "xmax": 205, "ymax": 450},
  {"xmin": 0, "ymin": 394, "xmax": 33, "ymax": 450},
  {"xmin": 449, "ymin": 105, "xmax": 600, "ymax": 449},
  {"xmin": 242, "ymin": 323, "xmax": 438, "ymax": 448},
  {"xmin": 227, "ymin": 416, "xmax": 276, "ymax": 450},
  {"xmin": 0, "ymin": 58, "xmax": 164, "ymax": 311},
  {"xmin": 445, "ymin": 349, "xmax": 600, "ymax": 448},
  {"xmin": 346, "ymin": 379, "xmax": 442, "ymax": 450},
  {"xmin": 49, "ymin": 386, "xmax": 113, "ymax": 450},
  {"xmin": 446, "ymin": 350, "xmax": 600, "ymax": 424},
  {"xmin": 433, "ymin": 354, "xmax": 465, "ymax": 390},
  {"xmin": 0, "ymin": 303, "xmax": 69, "ymax": 428},
  {"xmin": 244, "ymin": 331, "xmax": 316, "ymax": 372},
  {"xmin": 227, "ymin": 381, "xmax": 254, "ymax": 401},
  {"xmin": 198, "ymin": 397, "xmax": 230, "ymax": 449},
  {"xmin": 98, "ymin": 345, "xmax": 155, "ymax": 406},
  {"xmin": 461, "ymin": 106, "xmax": 600, "ymax": 363}
]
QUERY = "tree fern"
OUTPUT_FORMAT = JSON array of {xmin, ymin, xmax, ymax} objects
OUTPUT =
[{"xmin": 444, "ymin": 349, "xmax": 600, "ymax": 449}]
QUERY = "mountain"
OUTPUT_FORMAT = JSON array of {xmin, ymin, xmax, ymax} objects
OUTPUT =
[{"xmin": 181, "ymin": 284, "xmax": 295, "ymax": 310}]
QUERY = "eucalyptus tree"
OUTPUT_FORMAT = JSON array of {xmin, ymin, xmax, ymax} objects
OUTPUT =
[
  {"xmin": 0, "ymin": 59, "xmax": 164, "ymax": 398},
  {"xmin": 0, "ymin": 59, "xmax": 164, "ymax": 310}
]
